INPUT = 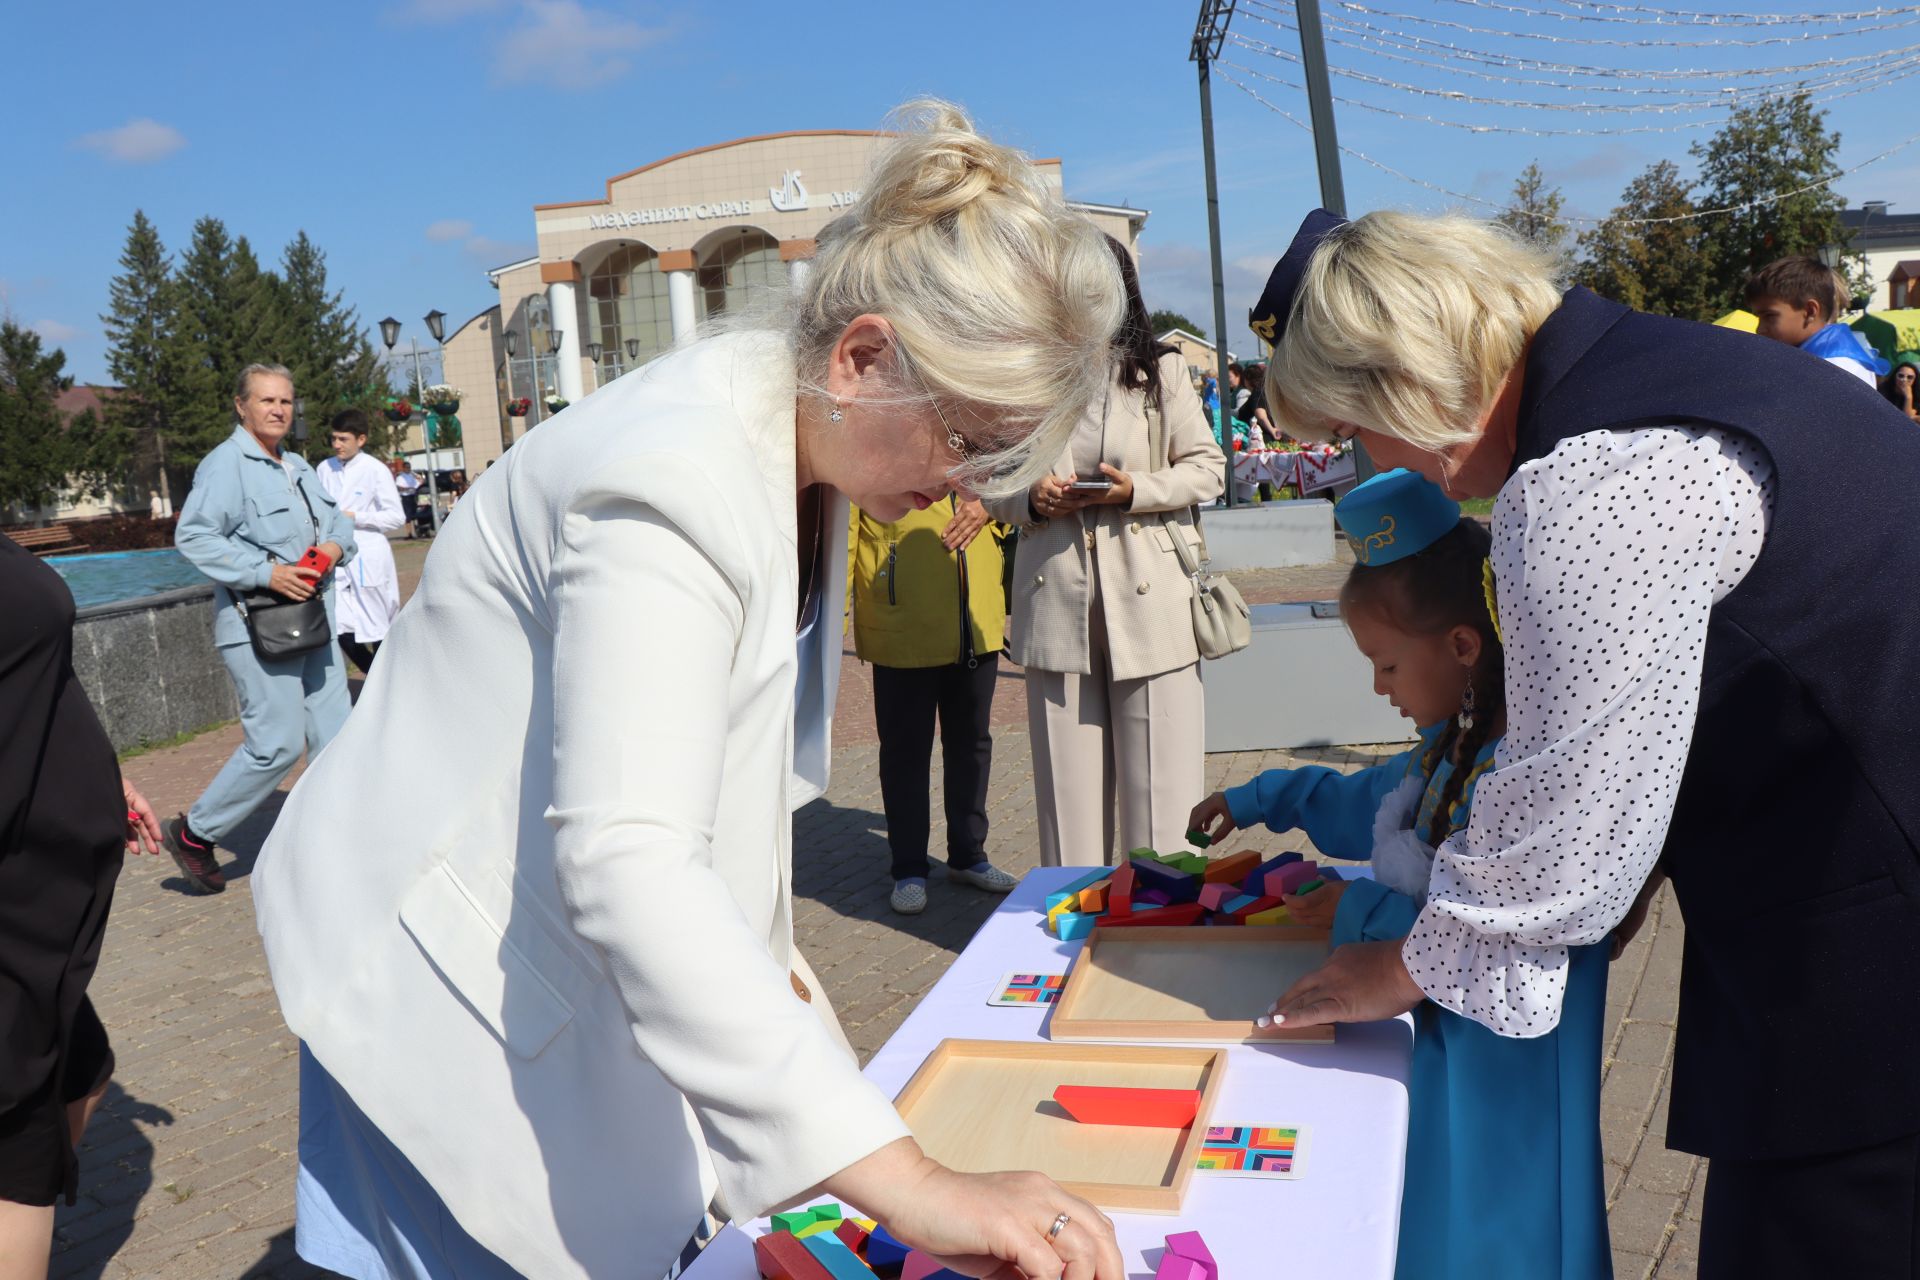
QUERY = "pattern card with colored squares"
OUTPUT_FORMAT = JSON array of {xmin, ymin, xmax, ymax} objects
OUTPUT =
[
  {"xmin": 1196, "ymin": 1124, "xmax": 1308, "ymax": 1179},
  {"xmin": 989, "ymin": 972, "xmax": 1065, "ymax": 1006}
]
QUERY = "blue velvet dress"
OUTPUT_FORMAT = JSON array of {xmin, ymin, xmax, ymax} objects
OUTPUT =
[{"xmin": 1224, "ymin": 727, "xmax": 1612, "ymax": 1280}]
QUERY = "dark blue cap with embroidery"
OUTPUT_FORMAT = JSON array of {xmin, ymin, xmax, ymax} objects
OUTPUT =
[{"xmin": 1248, "ymin": 208, "xmax": 1348, "ymax": 347}]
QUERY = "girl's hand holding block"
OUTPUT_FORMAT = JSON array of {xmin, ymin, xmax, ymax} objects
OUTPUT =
[{"xmin": 1282, "ymin": 874, "xmax": 1347, "ymax": 930}]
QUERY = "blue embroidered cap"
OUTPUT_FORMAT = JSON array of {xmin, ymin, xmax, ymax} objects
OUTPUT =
[
  {"xmin": 1249, "ymin": 208, "xmax": 1348, "ymax": 347},
  {"xmin": 1335, "ymin": 468, "xmax": 1462, "ymax": 566}
]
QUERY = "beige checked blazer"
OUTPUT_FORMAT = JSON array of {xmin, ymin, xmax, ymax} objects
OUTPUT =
[{"xmin": 985, "ymin": 352, "xmax": 1226, "ymax": 681}]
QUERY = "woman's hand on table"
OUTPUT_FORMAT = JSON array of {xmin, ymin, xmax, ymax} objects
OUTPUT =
[
  {"xmin": 1185, "ymin": 792, "xmax": 1238, "ymax": 845},
  {"xmin": 824, "ymin": 1137, "xmax": 1124, "ymax": 1279},
  {"xmin": 1258, "ymin": 938, "xmax": 1425, "ymax": 1031}
]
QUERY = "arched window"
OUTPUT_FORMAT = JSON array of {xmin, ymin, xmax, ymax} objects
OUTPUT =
[
  {"xmin": 587, "ymin": 243, "xmax": 673, "ymax": 382},
  {"xmin": 695, "ymin": 229, "xmax": 784, "ymax": 321}
]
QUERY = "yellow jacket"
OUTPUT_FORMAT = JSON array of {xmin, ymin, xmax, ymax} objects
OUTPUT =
[{"xmin": 849, "ymin": 498, "xmax": 1007, "ymax": 668}]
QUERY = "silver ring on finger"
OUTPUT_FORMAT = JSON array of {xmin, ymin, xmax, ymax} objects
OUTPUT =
[{"xmin": 1048, "ymin": 1212, "xmax": 1070, "ymax": 1240}]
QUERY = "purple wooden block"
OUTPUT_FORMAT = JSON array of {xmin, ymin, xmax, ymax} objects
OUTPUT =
[
  {"xmin": 1165, "ymin": 1230, "xmax": 1218, "ymax": 1279},
  {"xmin": 1138, "ymin": 888, "xmax": 1173, "ymax": 906},
  {"xmin": 1131, "ymin": 858, "xmax": 1201, "ymax": 903},
  {"xmin": 1242, "ymin": 851, "xmax": 1305, "ymax": 896},
  {"xmin": 1153, "ymin": 1256, "xmax": 1209, "ymax": 1280}
]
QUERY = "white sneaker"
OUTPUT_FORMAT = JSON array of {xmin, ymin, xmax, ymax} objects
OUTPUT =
[
  {"xmin": 890, "ymin": 878, "xmax": 929, "ymax": 915},
  {"xmin": 949, "ymin": 862, "xmax": 1018, "ymax": 893}
]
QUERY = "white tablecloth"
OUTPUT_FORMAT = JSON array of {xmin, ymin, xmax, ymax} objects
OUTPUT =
[
  {"xmin": 683, "ymin": 867, "xmax": 1411, "ymax": 1279},
  {"xmin": 1233, "ymin": 446, "xmax": 1356, "ymax": 494}
]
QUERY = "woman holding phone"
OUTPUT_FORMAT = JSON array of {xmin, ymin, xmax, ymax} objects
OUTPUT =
[{"xmin": 986, "ymin": 236, "xmax": 1226, "ymax": 866}]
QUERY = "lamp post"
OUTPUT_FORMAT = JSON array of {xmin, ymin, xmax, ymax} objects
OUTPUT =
[
  {"xmin": 545, "ymin": 328, "xmax": 564, "ymax": 410},
  {"xmin": 379, "ymin": 316, "xmax": 442, "ymax": 533},
  {"xmin": 585, "ymin": 341, "xmax": 603, "ymax": 392},
  {"xmin": 502, "ymin": 327, "xmax": 520, "ymax": 448},
  {"xmin": 625, "ymin": 337, "xmax": 640, "ymax": 377},
  {"xmin": 1860, "ymin": 200, "xmax": 1892, "ymax": 311}
]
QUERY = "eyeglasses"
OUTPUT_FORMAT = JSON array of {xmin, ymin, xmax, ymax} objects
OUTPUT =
[{"xmin": 929, "ymin": 394, "xmax": 989, "ymax": 469}]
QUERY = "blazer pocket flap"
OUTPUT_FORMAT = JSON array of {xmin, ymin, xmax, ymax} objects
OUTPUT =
[
  {"xmin": 399, "ymin": 862, "xmax": 577, "ymax": 1060},
  {"xmin": 1151, "ymin": 523, "xmax": 1198, "ymax": 555}
]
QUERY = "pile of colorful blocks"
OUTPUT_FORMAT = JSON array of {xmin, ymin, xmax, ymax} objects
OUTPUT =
[
  {"xmin": 1044, "ymin": 848, "xmax": 1333, "ymax": 940},
  {"xmin": 754, "ymin": 1202, "xmax": 964, "ymax": 1280}
]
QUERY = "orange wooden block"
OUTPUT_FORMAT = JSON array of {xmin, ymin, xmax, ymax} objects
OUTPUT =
[
  {"xmin": 1202, "ymin": 850, "xmax": 1259, "ymax": 884},
  {"xmin": 1079, "ymin": 885, "xmax": 1108, "ymax": 913},
  {"xmin": 1053, "ymin": 1085, "xmax": 1202, "ymax": 1128}
]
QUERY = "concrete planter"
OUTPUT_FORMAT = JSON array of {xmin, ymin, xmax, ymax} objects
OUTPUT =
[{"xmin": 72, "ymin": 585, "xmax": 238, "ymax": 753}]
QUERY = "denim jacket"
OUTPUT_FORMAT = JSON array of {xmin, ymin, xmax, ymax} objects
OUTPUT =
[{"xmin": 176, "ymin": 425, "xmax": 359, "ymax": 649}]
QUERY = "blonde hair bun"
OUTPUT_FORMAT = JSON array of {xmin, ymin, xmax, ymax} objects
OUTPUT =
[{"xmin": 858, "ymin": 100, "xmax": 1045, "ymax": 231}]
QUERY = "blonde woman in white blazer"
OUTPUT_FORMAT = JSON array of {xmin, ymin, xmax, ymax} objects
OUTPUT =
[
  {"xmin": 986, "ymin": 241, "xmax": 1226, "ymax": 866},
  {"xmin": 250, "ymin": 103, "xmax": 1128, "ymax": 1280}
]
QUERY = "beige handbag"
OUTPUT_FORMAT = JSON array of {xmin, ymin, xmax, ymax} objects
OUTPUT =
[{"xmin": 1146, "ymin": 399, "xmax": 1252, "ymax": 660}]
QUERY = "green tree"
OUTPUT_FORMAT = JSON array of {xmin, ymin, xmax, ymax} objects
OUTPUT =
[
  {"xmin": 1148, "ymin": 309, "xmax": 1206, "ymax": 339},
  {"xmin": 1690, "ymin": 93, "xmax": 1847, "ymax": 311},
  {"xmin": 0, "ymin": 320, "xmax": 127, "ymax": 513},
  {"xmin": 1497, "ymin": 161, "xmax": 1573, "ymax": 274},
  {"xmin": 1575, "ymin": 161, "xmax": 1719, "ymax": 322},
  {"xmin": 275, "ymin": 231, "xmax": 392, "ymax": 460},
  {"xmin": 100, "ymin": 210, "xmax": 181, "ymax": 510},
  {"xmin": 162, "ymin": 216, "xmax": 247, "ymax": 464}
]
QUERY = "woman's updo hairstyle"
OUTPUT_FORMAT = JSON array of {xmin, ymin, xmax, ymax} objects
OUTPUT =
[
  {"xmin": 793, "ymin": 100, "xmax": 1125, "ymax": 499},
  {"xmin": 1266, "ymin": 211, "xmax": 1562, "ymax": 453}
]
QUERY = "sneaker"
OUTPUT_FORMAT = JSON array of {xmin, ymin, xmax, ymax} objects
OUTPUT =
[
  {"xmin": 890, "ymin": 878, "xmax": 929, "ymax": 915},
  {"xmin": 949, "ymin": 861, "xmax": 1018, "ymax": 893},
  {"xmin": 162, "ymin": 814, "xmax": 225, "ymax": 894}
]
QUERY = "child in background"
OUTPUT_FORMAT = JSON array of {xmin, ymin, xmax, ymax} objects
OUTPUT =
[
  {"xmin": 1188, "ymin": 470, "xmax": 1611, "ymax": 1280},
  {"xmin": 1745, "ymin": 256, "xmax": 1890, "ymax": 385}
]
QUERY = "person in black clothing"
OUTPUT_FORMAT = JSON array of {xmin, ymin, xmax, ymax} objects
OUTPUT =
[{"xmin": 0, "ymin": 535, "xmax": 160, "ymax": 1269}]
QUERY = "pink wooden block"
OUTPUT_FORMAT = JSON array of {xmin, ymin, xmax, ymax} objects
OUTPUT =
[
  {"xmin": 1197, "ymin": 882, "xmax": 1236, "ymax": 911},
  {"xmin": 1271, "ymin": 861, "xmax": 1319, "ymax": 896},
  {"xmin": 1165, "ymin": 1230, "xmax": 1218, "ymax": 1279},
  {"xmin": 901, "ymin": 1250, "xmax": 948, "ymax": 1280},
  {"xmin": 1153, "ymin": 1256, "xmax": 1209, "ymax": 1280}
]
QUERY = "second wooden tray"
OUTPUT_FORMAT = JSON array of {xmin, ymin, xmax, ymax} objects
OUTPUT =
[
  {"xmin": 1049, "ymin": 924, "xmax": 1337, "ymax": 1044},
  {"xmin": 892, "ymin": 1039, "xmax": 1224, "ymax": 1214}
]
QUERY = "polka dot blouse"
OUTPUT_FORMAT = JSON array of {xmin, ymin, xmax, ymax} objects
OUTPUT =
[{"xmin": 1403, "ymin": 426, "xmax": 1773, "ymax": 1038}]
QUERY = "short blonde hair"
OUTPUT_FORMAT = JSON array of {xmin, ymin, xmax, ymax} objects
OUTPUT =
[
  {"xmin": 1267, "ymin": 212, "xmax": 1562, "ymax": 451},
  {"xmin": 791, "ymin": 100, "xmax": 1124, "ymax": 498}
]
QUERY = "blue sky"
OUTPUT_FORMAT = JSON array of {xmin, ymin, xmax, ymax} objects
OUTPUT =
[{"xmin": 7, "ymin": 0, "xmax": 1918, "ymax": 386}]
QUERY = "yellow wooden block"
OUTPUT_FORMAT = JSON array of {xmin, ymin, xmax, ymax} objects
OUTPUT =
[
  {"xmin": 1079, "ymin": 885, "xmax": 1108, "ymax": 914},
  {"xmin": 793, "ymin": 1218, "xmax": 837, "ymax": 1238},
  {"xmin": 1246, "ymin": 905, "xmax": 1293, "ymax": 926},
  {"xmin": 854, "ymin": 1218, "xmax": 877, "ymax": 1232}
]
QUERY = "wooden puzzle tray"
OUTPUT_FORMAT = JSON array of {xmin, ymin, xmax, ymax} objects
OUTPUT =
[
  {"xmin": 1049, "ymin": 925, "xmax": 1337, "ymax": 1044},
  {"xmin": 891, "ymin": 1039, "xmax": 1225, "ymax": 1214}
]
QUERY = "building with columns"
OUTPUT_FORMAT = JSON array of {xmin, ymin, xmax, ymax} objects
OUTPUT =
[{"xmin": 438, "ymin": 129, "xmax": 1147, "ymax": 475}]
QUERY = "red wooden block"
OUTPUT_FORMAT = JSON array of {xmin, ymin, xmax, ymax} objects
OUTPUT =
[
  {"xmin": 1202, "ymin": 849, "xmax": 1259, "ymax": 884},
  {"xmin": 1054, "ymin": 1085, "xmax": 1202, "ymax": 1128},
  {"xmin": 1226, "ymin": 894, "xmax": 1285, "ymax": 923},
  {"xmin": 1108, "ymin": 863, "xmax": 1136, "ymax": 917},
  {"xmin": 832, "ymin": 1220, "xmax": 870, "ymax": 1257},
  {"xmin": 1099, "ymin": 902, "xmax": 1207, "ymax": 928},
  {"xmin": 755, "ymin": 1230, "xmax": 835, "ymax": 1280}
]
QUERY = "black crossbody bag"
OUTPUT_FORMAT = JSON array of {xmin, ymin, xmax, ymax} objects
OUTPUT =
[{"xmin": 239, "ymin": 479, "xmax": 332, "ymax": 661}]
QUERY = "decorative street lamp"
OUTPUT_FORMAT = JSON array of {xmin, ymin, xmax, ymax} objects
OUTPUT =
[
  {"xmin": 625, "ymin": 338, "xmax": 640, "ymax": 360},
  {"xmin": 379, "ymin": 316, "xmax": 401, "ymax": 351},
  {"xmin": 424, "ymin": 309, "xmax": 447, "ymax": 343},
  {"xmin": 586, "ymin": 341, "xmax": 603, "ymax": 362},
  {"xmin": 377, "ymin": 316, "xmax": 443, "ymax": 532},
  {"xmin": 503, "ymin": 329, "xmax": 519, "ymax": 358}
]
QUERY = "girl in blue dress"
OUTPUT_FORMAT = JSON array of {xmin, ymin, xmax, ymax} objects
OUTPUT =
[{"xmin": 1190, "ymin": 469, "xmax": 1612, "ymax": 1280}]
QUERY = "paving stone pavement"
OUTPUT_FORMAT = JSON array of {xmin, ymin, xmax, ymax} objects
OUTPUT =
[{"xmin": 55, "ymin": 544, "xmax": 1700, "ymax": 1278}]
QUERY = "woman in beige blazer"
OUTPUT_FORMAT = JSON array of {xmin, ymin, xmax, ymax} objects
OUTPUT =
[
  {"xmin": 251, "ymin": 103, "xmax": 1128, "ymax": 1280},
  {"xmin": 986, "ymin": 240, "xmax": 1226, "ymax": 865}
]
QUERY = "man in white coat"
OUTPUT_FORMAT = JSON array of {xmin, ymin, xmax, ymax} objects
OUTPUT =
[{"xmin": 317, "ymin": 411, "xmax": 405, "ymax": 674}]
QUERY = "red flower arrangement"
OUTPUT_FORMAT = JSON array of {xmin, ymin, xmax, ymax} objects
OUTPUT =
[
  {"xmin": 505, "ymin": 397, "xmax": 532, "ymax": 417},
  {"xmin": 384, "ymin": 398, "xmax": 413, "ymax": 423}
]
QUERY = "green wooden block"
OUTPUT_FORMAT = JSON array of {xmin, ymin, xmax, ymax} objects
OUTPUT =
[
  {"xmin": 807, "ymin": 1202, "xmax": 843, "ymax": 1225},
  {"xmin": 794, "ymin": 1218, "xmax": 838, "ymax": 1238},
  {"xmin": 1295, "ymin": 878, "xmax": 1326, "ymax": 896},
  {"xmin": 1175, "ymin": 856, "xmax": 1210, "ymax": 875},
  {"xmin": 1186, "ymin": 828, "xmax": 1213, "ymax": 848},
  {"xmin": 771, "ymin": 1209, "xmax": 814, "ymax": 1234}
]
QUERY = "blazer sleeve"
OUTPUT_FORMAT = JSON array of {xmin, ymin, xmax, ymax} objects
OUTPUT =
[
  {"xmin": 175, "ymin": 448, "xmax": 274, "ymax": 592},
  {"xmin": 982, "ymin": 486, "xmax": 1039, "ymax": 529},
  {"xmin": 544, "ymin": 467, "xmax": 908, "ymax": 1220},
  {"xmin": 1128, "ymin": 355, "xmax": 1226, "ymax": 514},
  {"xmin": 1221, "ymin": 748, "xmax": 1415, "ymax": 862},
  {"xmin": 357, "ymin": 464, "xmax": 406, "ymax": 535}
]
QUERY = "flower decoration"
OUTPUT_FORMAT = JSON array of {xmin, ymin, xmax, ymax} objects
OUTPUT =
[{"xmin": 505, "ymin": 397, "xmax": 532, "ymax": 417}]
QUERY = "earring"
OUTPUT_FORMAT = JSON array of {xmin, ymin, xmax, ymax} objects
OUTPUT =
[
  {"xmin": 1457, "ymin": 672, "xmax": 1476, "ymax": 732},
  {"xmin": 828, "ymin": 401, "xmax": 843, "ymax": 424}
]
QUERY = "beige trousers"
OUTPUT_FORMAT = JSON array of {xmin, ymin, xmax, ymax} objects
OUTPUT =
[{"xmin": 1024, "ymin": 628, "xmax": 1206, "ymax": 867}]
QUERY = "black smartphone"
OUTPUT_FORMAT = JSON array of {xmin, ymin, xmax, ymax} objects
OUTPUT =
[{"xmin": 1066, "ymin": 479, "xmax": 1114, "ymax": 494}]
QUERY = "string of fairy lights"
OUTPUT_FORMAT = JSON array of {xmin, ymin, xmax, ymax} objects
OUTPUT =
[{"xmin": 1223, "ymin": 0, "xmax": 1920, "ymax": 224}]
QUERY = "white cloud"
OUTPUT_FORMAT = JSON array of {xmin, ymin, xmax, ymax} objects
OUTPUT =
[
  {"xmin": 463, "ymin": 235, "xmax": 536, "ymax": 266},
  {"xmin": 426, "ymin": 218, "xmax": 475, "ymax": 242},
  {"xmin": 492, "ymin": 0, "xmax": 671, "ymax": 89},
  {"xmin": 74, "ymin": 118, "xmax": 186, "ymax": 164},
  {"xmin": 33, "ymin": 319, "xmax": 82, "ymax": 343}
]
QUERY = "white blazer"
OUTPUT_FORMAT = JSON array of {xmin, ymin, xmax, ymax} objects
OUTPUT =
[{"xmin": 252, "ymin": 333, "xmax": 906, "ymax": 1280}]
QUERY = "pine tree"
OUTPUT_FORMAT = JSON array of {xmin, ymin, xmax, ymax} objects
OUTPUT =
[
  {"xmin": 1497, "ymin": 162, "xmax": 1573, "ymax": 275},
  {"xmin": 277, "ymin": 231, "xmax": 391, "ymax": 459},
  {"xmin": 0, "ymin": 320, "xmax": 127, "ymax": 513},
  {"xmin": 162, "ymin": 216, "xmax": 244, "ymax": 464},
  {"xmin": 1575, "ymin": 161, "xmax": 1719, "ymax": 322},
  {"xmin": 1691, "ymin": 93, "xmax": 1847, "ymax": 312},
  {"xmin": 100, "ymin": 210, "xmax": 180, "ymax": 510}
]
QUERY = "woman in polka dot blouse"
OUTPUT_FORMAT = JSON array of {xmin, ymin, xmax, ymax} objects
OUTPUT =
[{"xmin": 1244, "ymin": 208, "xmax": 1920, "ymax": 1280}]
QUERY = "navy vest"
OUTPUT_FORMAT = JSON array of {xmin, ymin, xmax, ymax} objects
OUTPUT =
[{"xmin": 1513, "ymin": 288, "xmax": 1920, "ymax": 1161}]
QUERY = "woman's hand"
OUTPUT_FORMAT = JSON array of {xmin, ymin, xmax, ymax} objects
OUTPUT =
[
  {"xmin": 1282, "ymin": 877, "xmax": 1347, "ymax": 930},
  {"xmin": 123, "ymin": 780, "xmax": 161, "ymax": 857},
  {"xmin": 1028, "ymin": 474, "xmax": 1101, "ymax": 522},
  {"xmin": 1084, "ymin": 465, "xmax": 1134, "ymax": 508},
  {"xmin": 1259, "ymin": 938, "xmax": 1426, "ymax": 1031},
  {"xmin": 943, "ymin": 498, "xmax": 992, "ymax": 552},
  {"xmin": 268, "ymin": 563, "xmax": 319, "ymax": 601},
  {"xmin": 824, "ymin": 1138, "xmax": 1123, "ymax": 1279},
  {"xmin": 1186, "ymin": 792, "xmax": 1237, "ymax": 845}
]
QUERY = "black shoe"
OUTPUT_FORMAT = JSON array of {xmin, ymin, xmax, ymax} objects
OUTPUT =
[{"xmin": 162, "ymin": 815, "xmax": 225, "ymax": 894}]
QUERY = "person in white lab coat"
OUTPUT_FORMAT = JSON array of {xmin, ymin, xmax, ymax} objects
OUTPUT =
[
  {"xmin": 251, "ymin": 101, "xmax": 1131, "ymax": 1280},
  {"xmin": 316, "ymin": 411, "xmax": 405, "ymax": 674}
]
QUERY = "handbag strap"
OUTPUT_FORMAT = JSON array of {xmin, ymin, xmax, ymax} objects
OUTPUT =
[{"xmin": 1144, "ymin": 393, "xmax": 1214, "ymax": 572}]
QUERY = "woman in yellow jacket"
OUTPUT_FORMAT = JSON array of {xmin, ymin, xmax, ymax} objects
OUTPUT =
[{"xmin": 850, "ymin": 495, "xmax": 1020, "ymax": 914}]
